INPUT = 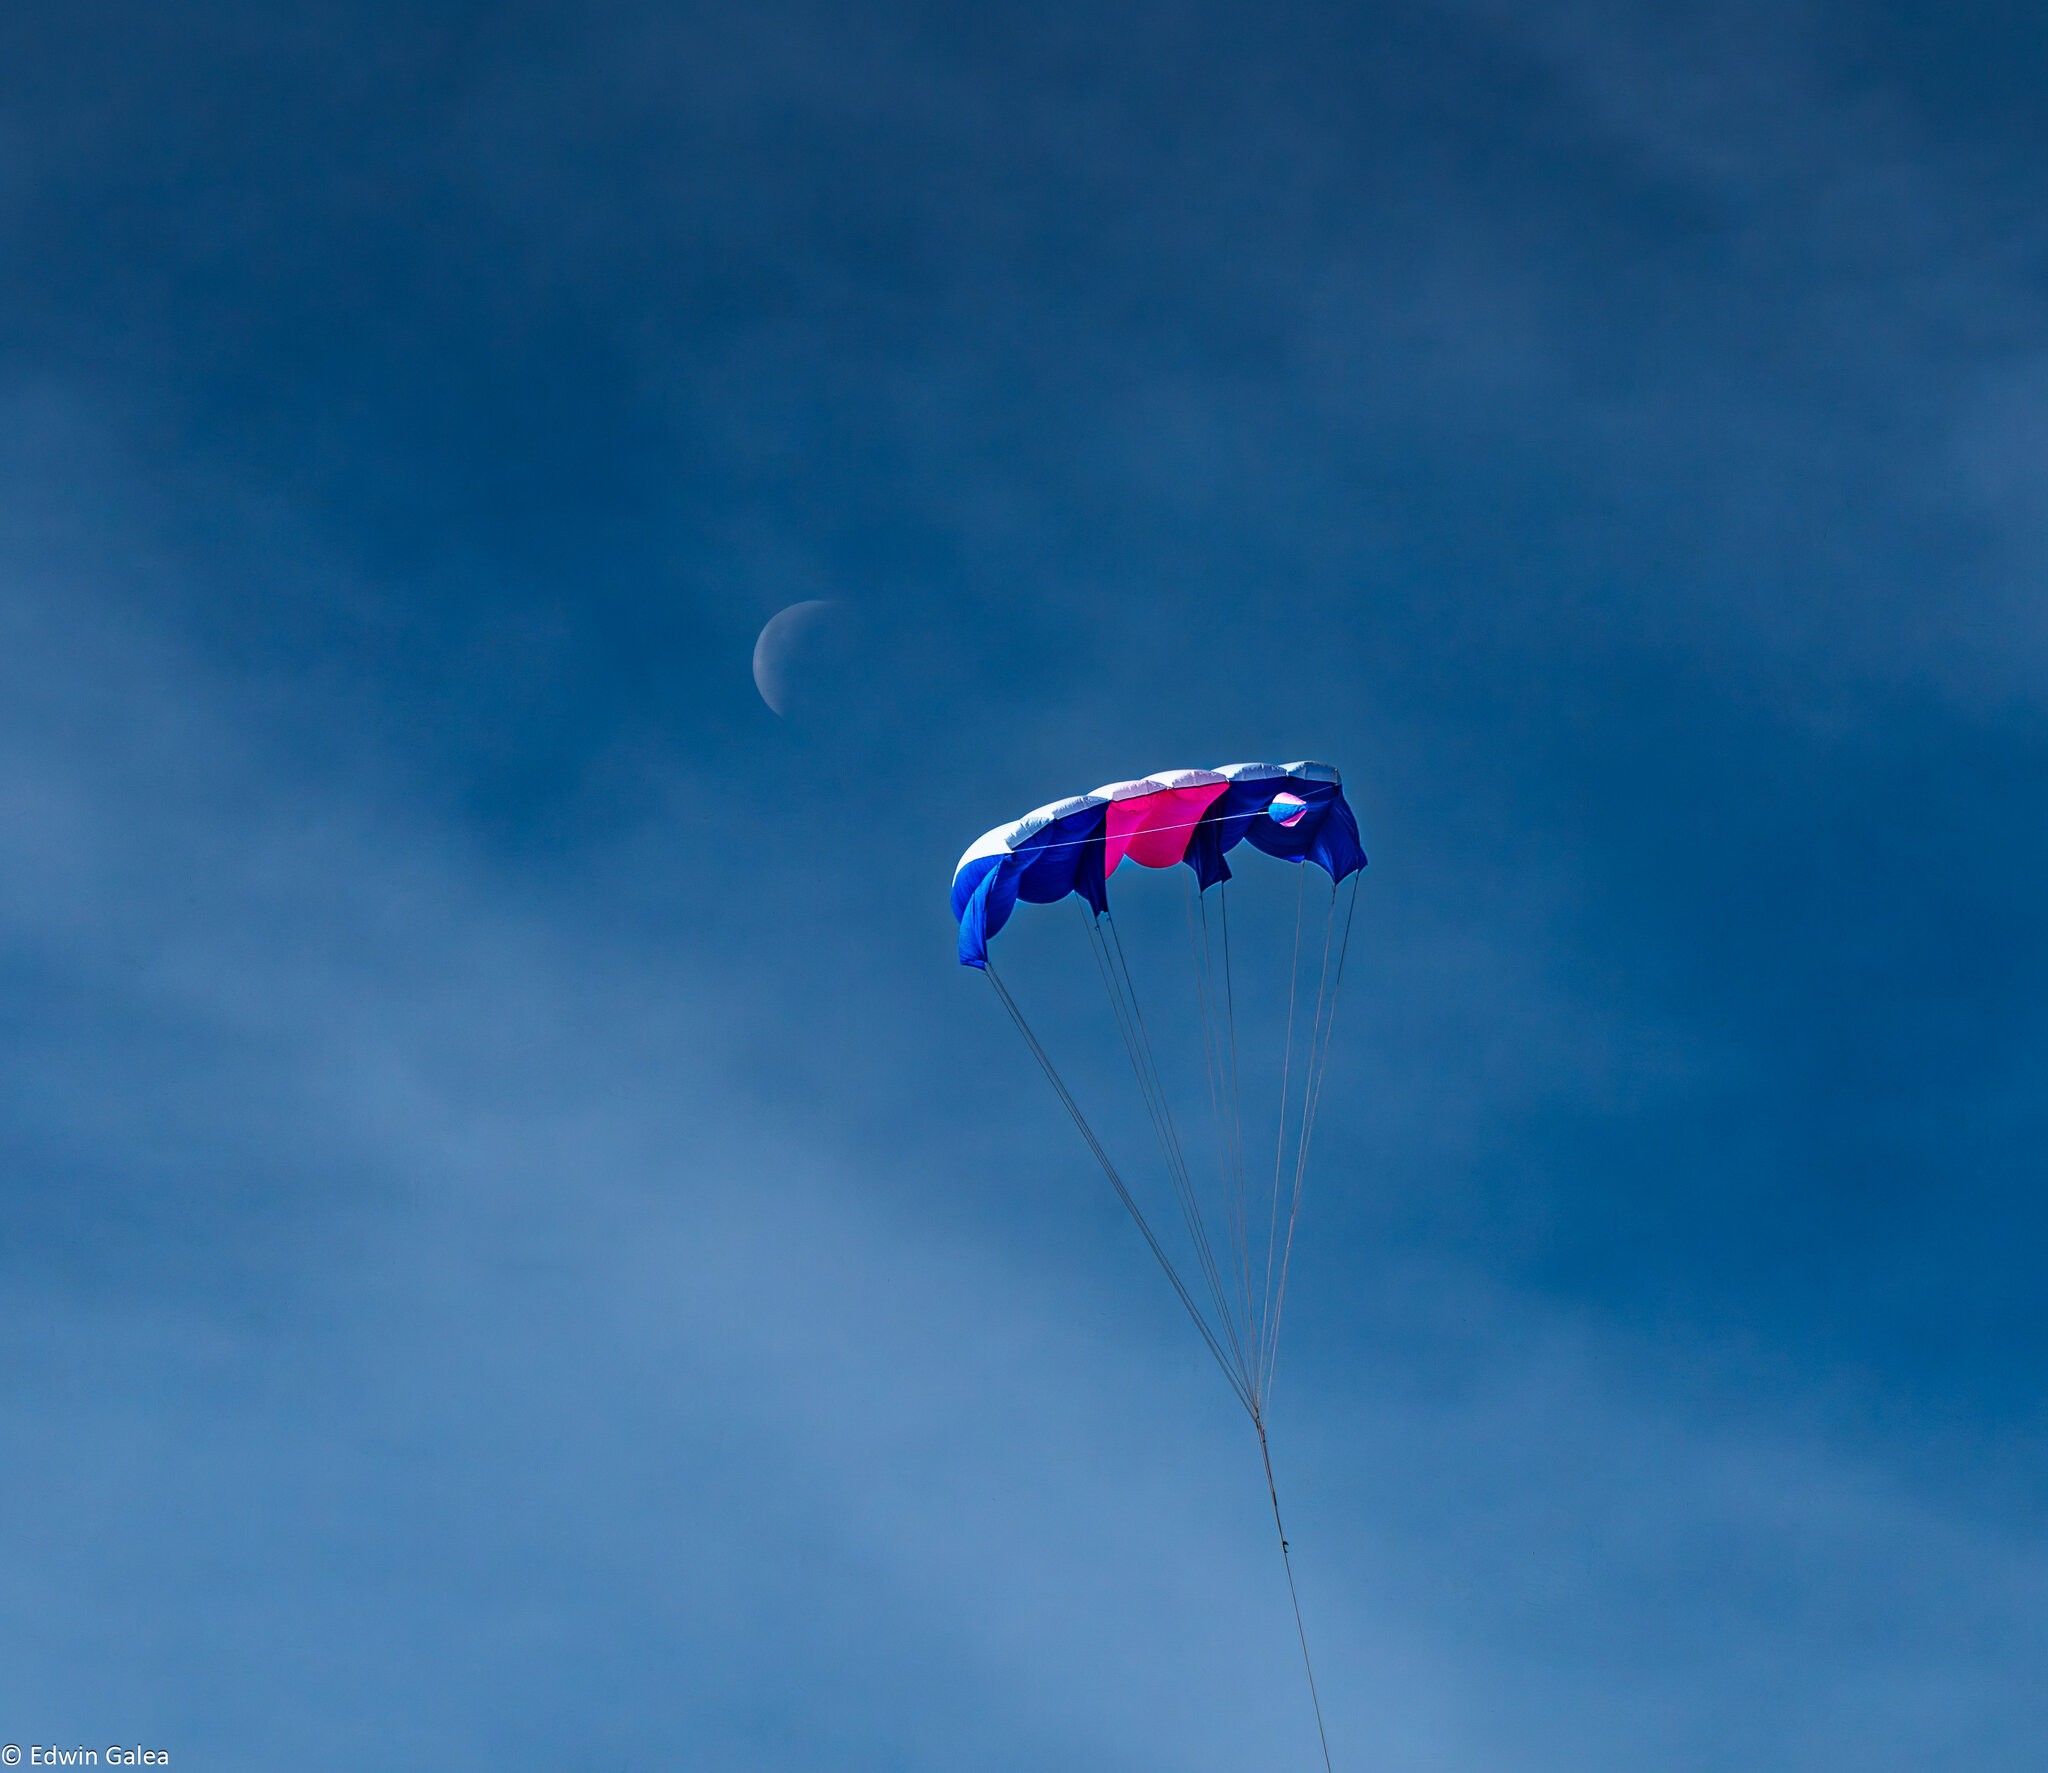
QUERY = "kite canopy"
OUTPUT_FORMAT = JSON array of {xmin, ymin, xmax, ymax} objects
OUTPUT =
[{"xmin": 950, "ymin": 761, "xmax": 1366, "ymax": 967}]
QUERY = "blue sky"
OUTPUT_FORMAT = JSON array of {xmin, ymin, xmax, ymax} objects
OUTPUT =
[{"xmin": 2, "ymin": 3, "xmax": 2046, "ymax": 1767}]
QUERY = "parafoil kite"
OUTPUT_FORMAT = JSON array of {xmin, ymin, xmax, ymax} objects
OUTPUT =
[{"xmin": 954, "ymin": 761, "xmax": 1365, "ymax": 1771}]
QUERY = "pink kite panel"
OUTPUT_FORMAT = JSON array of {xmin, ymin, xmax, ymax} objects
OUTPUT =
[{"xmin": 1104, "ymin": 782, "xmax": 1231, "ymax": 875}]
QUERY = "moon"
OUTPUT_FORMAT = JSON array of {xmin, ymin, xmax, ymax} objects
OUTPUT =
[{"xmin": 751, "ymin": 600, "xmax": 837, "ymax": 716}]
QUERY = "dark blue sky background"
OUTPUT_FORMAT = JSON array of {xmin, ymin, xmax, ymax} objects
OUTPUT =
[{"xmin": 3, "ymin": 3, "xmax": 2046, "ymax": 1767}]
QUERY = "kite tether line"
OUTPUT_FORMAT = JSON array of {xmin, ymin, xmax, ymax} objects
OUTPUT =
[{"xmin": 984, "ymin": 866, "xmax": 1359, "ymax": 1773}]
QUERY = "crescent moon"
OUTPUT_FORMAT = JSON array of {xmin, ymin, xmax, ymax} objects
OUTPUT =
[{"xmin": 751, "ymin": 600, "xmax": 836, "ymax": 716}]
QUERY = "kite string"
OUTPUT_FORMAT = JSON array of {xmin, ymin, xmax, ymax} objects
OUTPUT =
[
  {"xmin": 1195, "ymin": 878, "xmax": 1258, "ymax": 1372},
  {"xmin": 985, "ymin": 957, "xmax": 1337, "ymax": 1773},
  {"xmin": 1257, "ymin": 861, "xmax": 1310, "ymax": 1411},
  {"xmin": 1263, "ymin": 870, "xmax": 1360, "ymax": 1402},
  {"xmin": 1088, "ymin": 906, "xmax": 1255, "ymax": 1394},
  {"xmin": 1260, "ymin": 1422, "xmax": 1335, "ymax": 1773},
  {"xmin": 984, "ymin": 877, "xmax": 1356, "ymax": 1773},
  {"xmin": 984, "ymin": 964, "xmax": 1253, "ymax": 1416},
  {"xmin": 1218, "ymin": 877, "xmax": 1254, "ymax": 1362},
  {"xmin": 1261, "ymin": 872, "xmax": 1340, "ymax": 1397}
]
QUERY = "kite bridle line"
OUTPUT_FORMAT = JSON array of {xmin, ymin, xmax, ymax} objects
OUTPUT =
[{"xmin": 981, "ymin": 863, "xmax": 1360, "ymax": 1773}]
